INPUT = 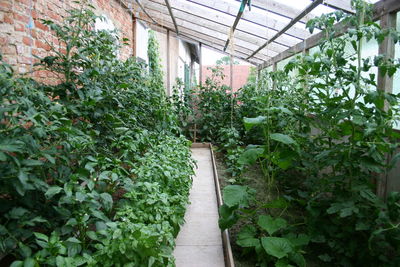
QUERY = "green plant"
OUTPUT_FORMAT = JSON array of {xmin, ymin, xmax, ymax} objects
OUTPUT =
[
  {"xmin": 195, "ymin": 65, "xmax": 240, "ymax": 142},
  {"xmin": 219, "ymin": 185, "xmax": 308, "ymax": 266},
  {"xmin": 1, "ymin": 3, "xmax": 193, "ymax": 266},
  {"xmin": 170, "ymin": 78, "xmax": 195, "ymax": 137},
  {"xmin": 217, "ymin": 1, "xmax": 400, "ymax": 266}
]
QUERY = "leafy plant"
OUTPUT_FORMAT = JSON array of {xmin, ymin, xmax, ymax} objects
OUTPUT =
[
  {"xmin": 1, "ymin": 3, "xmax": 194, "ymax": 266},
  {"xmin": 215, "ymin": 0, "xmax": 400, "ymax": 266},
  {"xmin": 219, "ymin": 185, "xmax": 308, "ymax": 266}
]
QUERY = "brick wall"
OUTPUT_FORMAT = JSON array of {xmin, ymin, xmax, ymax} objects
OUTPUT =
[
  {"xmin": 0, "ymin": 0, "xmax": 135, "ymax": 82},
  {"xmin": 201, "ymin": 65, "xmax": 251, "ymax": 92}
]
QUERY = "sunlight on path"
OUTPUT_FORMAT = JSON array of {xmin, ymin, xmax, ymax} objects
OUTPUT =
[{"xmin": 173, "ymin": 147, "xmax": 225, "ymax": 267}]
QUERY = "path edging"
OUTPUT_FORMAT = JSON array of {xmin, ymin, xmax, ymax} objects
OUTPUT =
[{"xmin": 191, "ymin": 142, "xmax": 235, "ymax": 267}]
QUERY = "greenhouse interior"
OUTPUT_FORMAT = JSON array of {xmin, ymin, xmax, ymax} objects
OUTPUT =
[{"xmin": 1, "ymin": 0, "xmax": 400, "ymax": 266}]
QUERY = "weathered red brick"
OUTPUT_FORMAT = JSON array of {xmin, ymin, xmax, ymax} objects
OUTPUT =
[
  {"xmin": 16, "ymin": 0, "xmax": 31, "ymax": 6},
  {"xmin": 35, "ymin": 39, "xmax": 51, "ymax": 51},
  {"xmin": 34, "ymin": 20, "xmax": 48, "ymax": 31},
  {"xmin": 1, "ymin": 0, "xmax": 135, "ymax": 83},
  {"xmin": 2, "ymin": 46, "xmax": 16, "ymax": 55},
  {"xmin": 22, "ymin": 36, "xmax": 33, "ymax": 46},
  {"xmin": 0, "ymin": 1, "xmax": 12, "ymax": 12},
  {"xmin": 18, "ymin": 56, "xmax": 33, "ymax": 64},
  {"xmin": 48, "ymin": 11, "xmax": 61, "ymax": 22},
  {"xmin": 4, "ymin": 14, "xmax": 13, "ymax": 24},
  {"xmin": 14, "ymin": 13, "xmax": 30, "ymax": 24},
  {"xmin": 31, "ymin": 10, "xmax": 39, "ymax": 19},
  {"xmin": 15, "ymin": 23, "xmax": 25, "ymax": 32},
  {"xmin": 0, "ymin": 36, "xmax": 8, "ymax": 46},
  {"xmin": 30, "ymin": 29, "xmax": 37, "ymax": 38}
]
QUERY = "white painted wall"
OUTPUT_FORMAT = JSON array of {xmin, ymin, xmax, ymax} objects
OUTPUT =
[{"xmin": 136, "ymin": 21, "xmax": 149, "ymax": 63}]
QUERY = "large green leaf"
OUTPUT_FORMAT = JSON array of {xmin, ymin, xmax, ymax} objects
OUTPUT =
[
  {"xmin": 238, "ymin": 146, "xmax": 264, "ymax": 165},
  {"xmin": 218, "ymin": 204, "xmax": 238, "ymax": 230},
  {"xmin": 222, "ymin": 185, "xmax": 253, "ymax": 208},
  {"xmin": 289, "ymin": 252, "xmax": 306, "ymax": 267},
  {"xmin": 236, "ymin": 225, "xmax": 259, "ymax": 248},
  {"xmin": 257, "ymin": 215, "xmax": 287, "ymax": 235},
  {"xmin": 243, "ymin": 116, "xmax": 266, "ymax": 131},
  {"xmin": 270, "ymin": 133, "xmax": 297, "ymax": 145},
  {"xmin": 261, "ymin": 198, "xmax": 289, "ymax": 209},
  {"xmin": 261, "ymin": 237, "xmax": 293, "ymax": 259}
]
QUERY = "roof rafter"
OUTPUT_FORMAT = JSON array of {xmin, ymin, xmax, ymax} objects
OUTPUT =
[
  {"xmin": 164, "ymin": 0, "xmax": 179, "ymax": 34},
  {"xmin": 257, "ymin": 0, "xmax": 400, "ymax": 70},
  {"xmin": 134, "ymin": 0, "xmax": 157, "ymax": 24},
  {"xmin": 238, "ymin": 0, "xmax": 316, "ymax": 23},
  {"xmin": 224, "ymin": 0, "xmax": 249, "ymax": 51},
  {"xmin": 129, "ymin": 4, "xmax": 261, "ymax": 65},
  {"xmin": 133, "ymin": 8, "xmax": 268, "ymax": 64},
  {"xmin": 142, "ymin": 9, "xmax": 273, "ymax": 60},
  {"xmin": 146, "ymin": 0, "xmax": 299, "ymax": 47},
  {"xmin": 142, "ymin": 0, "xmax": 286, "ymax": 54},
  {"xmin": 247, "ymin": 0, "xmax": 323, "ymax": 60},
  {"xmin": 186, "ymin": 0, "xmax": 311, "ymax": 40},
  {"xmin": 323, "ymin": 0, "xmax": 355, "ymax": 14}
]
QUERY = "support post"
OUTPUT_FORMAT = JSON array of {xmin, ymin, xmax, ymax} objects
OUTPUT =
[
  {"xmin": 230, "ymin": 54, "xmax": 234, "ymax": 128},
  {"xmin": 199, "ymin": 43, "xmax": 203, "ymax": 87},
  {"xmin": 272, "ymin": 61, "xmax": 277, "ymax": 90},
  {"xmin": 377, "ymin": 12, "xmax": 397, "ymax": 198},
  {"xmin": 132, "ymin": 17, "xmax": 136, "ymax": 57}
]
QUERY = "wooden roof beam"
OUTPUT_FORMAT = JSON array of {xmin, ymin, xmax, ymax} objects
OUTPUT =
[
  {"xmin": 185, "ymin": 0, "xmax": 311, "ymax": 40},
  {"xmin": 145, "ymin": 0, "xmax": 300, "ymax": 47},
  {"xmin": 134, "ymin": 10, "xmax": 268, "ymax": 64},
  {"xmin": 136, "ymin": 18, "xmax": 261, "ymax": 64},
  {"xmin": 134, "ymin": 0, "xmax": 158, "ymax": 24},
  {"xmin": 142, "ymin": 1, "xmax": 286, "ymax": 55},
  {"xmin": 144, "ymin": 9, "xmax": 274, "ymax": 60},
  {"xmin": 224, "ymin": 0, "xmax": 249, "ymax": 51},
  {"xmin": 257, "ymin": 0, "xmax": 400, "ymax": 70},
  {"xmin": 323, "ymin": 0, "xmax": 355, "ymax": 14},
  {"xmin": 247, "ymin": 0, "xmax": 323, "ymax": 60},
  {"xmin": 164, "ymin": 0, "xmax": 179, "ymax": 34},
  {"xmin": 238, "ymin": 0, "xmax": 316, "ymax": 23}
]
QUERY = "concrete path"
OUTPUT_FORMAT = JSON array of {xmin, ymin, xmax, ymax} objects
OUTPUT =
[{"xmin": 173, "ymin": 147, "xmax": 225, "ymax": 267}]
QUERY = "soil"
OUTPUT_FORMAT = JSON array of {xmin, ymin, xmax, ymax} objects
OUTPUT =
[{"xmin": 214, "ymin": 149, "xmax": 269, "ymax": 267}]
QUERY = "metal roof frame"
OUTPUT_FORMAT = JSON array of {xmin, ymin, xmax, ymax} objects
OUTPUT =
[{"xmin": 124, "ymin": 0, "xmax": 399, "ymax": 67}]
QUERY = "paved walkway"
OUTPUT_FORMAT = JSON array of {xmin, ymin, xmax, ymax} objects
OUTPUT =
[{"xmin": 173, "ymin": 147, "xmax": 225, "ymax": 267}]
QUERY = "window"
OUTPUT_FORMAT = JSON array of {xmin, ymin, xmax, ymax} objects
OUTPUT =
[{"xmin": 136, "ymin": 21, "xmax": 149, "ymax": 63}]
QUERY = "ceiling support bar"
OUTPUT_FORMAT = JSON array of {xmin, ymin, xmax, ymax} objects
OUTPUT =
[
  {"xmin": 134, "ymin": 0, "xmax": 158, "ymax": 24},
  {"xmin": 164, "ymin": 0, "xmax": 179, "ymax": 35},
  {"xmin": 224, "ymin": 0, "xmax": 249, "ymax": 51},
  {"xmin": 246, "ymin": 0, "xmax": 323, "ymax": 60},
  {"xmin": 257, "ymin": 0, "xmax": 400, "ymax": 70}
]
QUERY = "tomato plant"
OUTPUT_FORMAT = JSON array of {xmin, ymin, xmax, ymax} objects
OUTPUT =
[
  {"xmin": 205, "ymin": 0, "xmax": 400, "ymax": 266},
  {"xmin": 0, "ymin": 3, "xmax": 193, "ymax": 266}
]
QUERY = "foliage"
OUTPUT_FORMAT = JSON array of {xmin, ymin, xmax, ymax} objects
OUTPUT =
[
  {"xmin": 216, "ymin": 0, "xmax": 400, "ymax": 266},
  {"xmin": 195, "ymin": 66, "xmax": 235, "ymax": 142},
  {"xmin": 219, "ymin": 185, "xmax": 308, "ymax": 266},
  {"xmin": 246, "ymin": 66, "xmax": 257, "ymax": 84},
  {"xmin": 148, "ymin": 30, "xmax": 165, "ymax": 100},
  {"xmin": 0, "ymin": 4, "xmax": 193, "ymax": 266},
  {"xmin": 170, "ymin": 79, "xmax": 195, "ymax": 137},
  {"xmin": 216, "ymin": 56, "xmax": 239, "ymax": 66}
]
